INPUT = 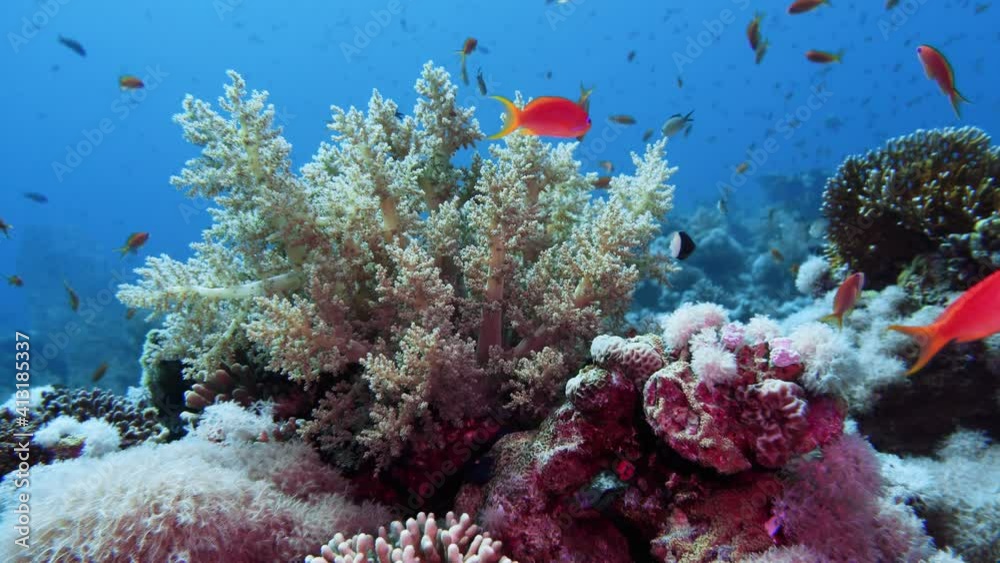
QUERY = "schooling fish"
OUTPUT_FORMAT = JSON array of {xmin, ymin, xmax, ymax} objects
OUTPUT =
[
  {"xmin": 456, "ymin": 37, "xmax": 477, "ymax": 85},
  {"xmin": 661, "ymin": 111, "xmax": 694, "ymax": 138},
  {"xmin": 806, "ymin": 50, "xmax": 843, "ymax": 64},
  {"xmin": 820, "ymin": 272, "xmax": 864, "ymax": 328},
  {"xmin": 91, "ymin": 362, "xmax": 109, "ymax": 382},
  {"xmin": 64, "ymin": 280, "xmax": 80, "ymax": 312},
  {"xmin": 669, "ymin": 231, "xmax": 696, "ymax": 260},
  {"xmin": 57, "ymin": 35, "xmax": 86, "ymax": 57},
  {"xmin": 0, "ymin": 217, "xmax": 11, "ymax": 238},
  {"xmin": 889, "ymin": 270, "xmax": 1000, "ymax": 375},
  {"xmin": 23, "ymin": 192, "xmax": 48, "ymax": 203},
  {"xmin": 747, "ymin": 12, "xmax": 764, "ymax": 51},
  {"xmin": 7, "ymin": 275, "xmax": 23, "ymax": 287},
  {"xmin": 488, "ymin": 96, "xmax": 591, "ymax": 140},
  {"xmin": 476, "ymin": 68, "xmax": 488, "ymax": 96},
  {"xmin": 916, "ymin": 44, "xmax": 970, "ymax": 118}
]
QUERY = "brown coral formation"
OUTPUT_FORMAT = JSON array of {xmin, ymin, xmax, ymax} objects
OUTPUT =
[{"xmin": 822, "ymin": 126, "xmax": 1000, "ymax": 290}]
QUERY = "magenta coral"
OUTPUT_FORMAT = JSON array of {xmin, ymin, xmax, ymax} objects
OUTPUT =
[{"xmin": 767, "ymin": 337, "xmax": 801, "ymax": 369}]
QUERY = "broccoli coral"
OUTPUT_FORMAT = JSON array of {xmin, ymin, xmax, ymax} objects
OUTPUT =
[
  {"xmin": 822, "ymin": 126, "xmax": 1000, "ymax": 291},
  {"xmin": 117, "ymin": 62, "xmax": 677, "ymax": 473}
]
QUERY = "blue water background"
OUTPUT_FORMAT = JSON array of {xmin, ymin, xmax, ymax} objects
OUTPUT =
[{"xmin": 1, "ymin": 0, "xmax": 996, "ymax": 389}]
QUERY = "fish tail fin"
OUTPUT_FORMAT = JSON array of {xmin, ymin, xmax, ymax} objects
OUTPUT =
[
  {"xmin": 950, "ymin": 89, "xmax": 970, "ymax": 118},
  {"xmin": 818, "ymin": 313, "xmax": 843, "ymax": 329},
  {"xmin": 488, "ymin": 96, "xmax": 521, "ymax": 140},
  {"xmin": 887, "ymin": 324, "xmax": 948, "ymax": 376},
  {"xmin": 835, "ymin": 49, "xmax": 845, "ymax": 62}
]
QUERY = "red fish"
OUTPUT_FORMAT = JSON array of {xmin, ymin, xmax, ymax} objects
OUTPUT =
[
  {"xmin": 456, "ymin": 37, "xmax": 478, "ymax": 86},
  {"xmin": 805, "ymin": 50, "xmax": 843, "ymax": 64},
  {"xmin": 747, "ymin": 12, "xmax": 764, "ymax": 51},
  {"xmin": 820, "ymin": 272, "xmax": 864, "ymax": 328},
  {"xmin": 787, "ymin": 0, "xmax": 830, "ymax": 14},
  {"xmin": 119, "ymin": 74, "xmax": 144, "ymax": 90},
  {"xmin": 889, "ymin": 270, "xmax": 1000, "ymax": 375},
  {"xmin": 488, "ymin": 96, "xmax": 591, "ymax": 140},
  {"xmin": 118, "ymin": 231, "xmax": 150, "ymax": 257},
  {"xmin": 916, "ymin": 44, "xmax": 970, "ymax": 118}
]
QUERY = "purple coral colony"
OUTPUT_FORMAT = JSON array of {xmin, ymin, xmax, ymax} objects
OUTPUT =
[{"xmin": 2, "ymin": 2, "xmax": 999, "ymax": 563}]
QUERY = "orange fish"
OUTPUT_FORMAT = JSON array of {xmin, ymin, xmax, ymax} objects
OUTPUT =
[
  {"xmin": 820, "ymin": 272, "xmax": 864, "ymax": 328},
  {"xmin": 64, "ymin": 280, "xmax": 80, "ymax": 312},
  {"xmin": 119, "ymin": 75, "xmax": 144, "ymax": 90},
  {"xmin": 608, "ymin": 114, "xmax": 636, "ymax": 125},
  {"xmin": 125, "ymin": 307, "xmax": 137, "ymax": 320},
  {"xmin": 770, "ymin": 248, "xmax": 785, "ymax": 263},
  {"xmin": 805, "ymin": 50, "xmax": 843, "ymax": 64},
  {"xmin": 598, "ymin": 160, "xmax": 614, "ymax": 173},
  {"xmin": 91, "ymin": 361, "xmax": 109, "ymax": 382},
  {"xmin": 787, "ymin": 0, "xmax": 830, "ymax": 14},
  {"xmin": 488, "ymin": 96, "xmax": 591, "ymax": 140},
  {"xmin": 889, "ymin": 270, "xmax": 1000, "ymax": 375},
  {"xmin": 747, "ymin": 12, "xmax": 764, "ymax": 51},
  {"xmin": 755, "ymin": 39, "xmax": 770, "ymax": 65},
  {"xmin": 916, "ymin": 44, "xmax": 970, "ymax": 118},
  {"xmin": 7, "ymin": 275, "xmax": 23, "ymax": 287},
  {"xmin": 118, "ymin": 231, "xmax": 149, "ymax": 256},
  {"xmin": 592, "ymin": 176, "xmax": 612, "ymax": 189}
]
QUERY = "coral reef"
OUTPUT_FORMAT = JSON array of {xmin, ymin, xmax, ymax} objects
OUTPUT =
[
  {"xmin": 117, "ymin": 63, "xmax": 677, "ymax": 478},
  {"xmin": 306, "ymin": 511, "xmax": 514, "ymax": 563},
  {"xmin": 449, "ymin": 317, "xmax": 937, "ymax": 562},
  {"xmin": 880, "ymin": 429, "xmax": 1000, "ymax": 561},
  {"xmin": 36, "ymin": 386, "xmax": 169, "ymax": 448},
  {"xmin": 822, "ymin": 126, "xmax": 1000, "ymax": 291},
  {"xmin": 0, "ymin": 405, "xmax": 390, "ymax": 562}
]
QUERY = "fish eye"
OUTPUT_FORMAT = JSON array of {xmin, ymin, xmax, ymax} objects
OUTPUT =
[{"xmin": 587, "ymin": 117, "xmax": 592, "ymax": 124}]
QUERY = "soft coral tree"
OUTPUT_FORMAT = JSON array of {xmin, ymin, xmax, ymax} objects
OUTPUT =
[{"xmin": 118, "ymin": 62, "xmax": 677, "ymax": 474}]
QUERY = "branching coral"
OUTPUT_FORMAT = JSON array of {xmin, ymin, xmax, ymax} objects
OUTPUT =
[
  {"xmin": 822, "ymin": 126, "xmax": 1000, "ymax": 290},
  {"xmin": 117, "ymin": 62, "xmax": 677, "ymax": 473}
]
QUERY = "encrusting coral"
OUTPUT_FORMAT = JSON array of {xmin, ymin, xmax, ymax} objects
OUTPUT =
[
  {"xmin": 117, "ymin": 62, "xmax": 677, "ymax": 475},
  {"xmin": 822, "ymin": 126, "xmax": 999, "ymax": 291}
]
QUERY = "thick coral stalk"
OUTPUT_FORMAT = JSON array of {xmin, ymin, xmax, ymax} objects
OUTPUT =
[
  {"xmin": 164, "ymin": 271, "xmax": 303, "ymax": 301},
  {"xmin": 477, "ymin": 231, "xmax": 506, "ymax": 363}
]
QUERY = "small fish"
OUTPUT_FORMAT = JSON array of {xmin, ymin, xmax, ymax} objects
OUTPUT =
[
  {"xmin": 7, "ymin": 275, "xmax": 23, "ymax": 287},
  {"xmin": 770, "ymin": 248, "xmax": 785, "ymax": 262},
  {"xmin": 476, "ymin": 68, "xmax": 487, "ymax": 96},
  {"xmin": 805, "ymin": 50, "xmax": 843, "ymax": 64},
  {"xmin": 118, "ymin": 232, "xmax": 150, "ymax": 257},
  {"xmin": 591, "ymin": 176, "xmax": 612, "ymax": 189},
  {"xmin": 0, "ymin": 217, "xmax": 11, "ymax": 238},
  {"xmin": 661, "ymin": 111, "xmax": 694, "ymax": 137},
  {"xmin": 23, "ymin": 192, "xmax": 48, "ymax": 203},
  {"xmin": 735, "ymin": 161, "xmax": 750, "ymax": 174},
  {"xmin": 669, "ymin": 231, "xmax": 696, "ymax": 260},
  {"xmin": 886, "ymin": 0, "xmax": 900, "ymax": 8},
  {"xmin": 488, "ymin": 96, "xmax": 591, "ymax": 140},
  {"xmin": 755, "ymin": 39, "xmax": 770, "ymax": 65},
  {"xmin": 456, "ymin": 37, "xmax": 477, "ymax": 85},
  {"xmin": 717, "ymin": 197, "xmax": 729, "ymax": 215},
  {"xmin": 578, "ymin": 83, "xmax": 594, "ymax": 114},
  {"xmin": 91, "ymin": 362, "xmax": 109, "ymax": 382},
  {"xmin": 598, "ymin": 161, "xmax": 614, "ymax": 173},
  {"xmin": 545, "ymin": 70, "xmax": 553, "ymax": 80},
  {"xmin": 819, "ymin": 272, "xmax": 864, "ymax": 329},
  {"xmin": 747, "ymin": 12, "xmax": 764, "ymax": 51},
  {"xmin": 889, "ymin": 270, "xmax": 1000, "ymax": 376},
  {"xmin": 608, "ymin": 114, "xmax": 636, "ymax": 125},
  {"xmin": 626, "ymin": 50, "xmax": 636, "ymax": 62},
  {"xmin": 57, "ymin": 35, "xmax": 86, "ymax": 57},
  {"xmin": 677, "ymin": 76, "xmax": 683, "ymax": 89},
  {"xmin": 119, "ymin": 74, "xmax": 145, "ymax": 90},
  {"xmin": 789, "ymin": 263, "xmax": 800, "ymax": 277},
  {"xmin": 394, "ymin": 110, "xmax": 405, "ymax": 120},
  {"xmin": 787, "ymin": 0, "xmax": 831, "ymax": 14},
  {"xmin": 125, "ymin": 307, "xmax": 137, "ymax": 320},
  {"xmin": 916, "ymin": 44, "xmax": 970, "ymax": 118},
  {"xmin": 64, "ymin": 280, "xmax": 80, "ymax": 312},
  {"xmin": 642, "ymin": 129, "xmax": 654, "ymax": 142}
]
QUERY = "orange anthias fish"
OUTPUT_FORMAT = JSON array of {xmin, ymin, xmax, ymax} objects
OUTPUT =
[
  {"xmin": 806, "ymin": 50, "xmax": 843, "ymax": 64},
  {"xmin": 889, "ymin": 270, "xmax": 1000, "ymax": 376},
  {"xmin": 820, "ymin": 272, "xmax": 864, "ymax": 328},
  {"xmin": 456, "ymin": 37, "xmax": 478, "ymax": 86},
  {"xmin": 118, "ymin": 232, "xmax": 150, "ymax": 256},
  {"xmin": 64, "ymin": 280, "xmax": 80, "ymax": 312},
  {"xmin": 787, "ymin": 0, "xmax": 830, "ymax": 14},
  {"xmin": 488, "ymin": 96, "xmax": 591, "ymax": 140},
  {"xmin": 916, "ymin": 44, "xmax": 970, "ymax": 118},
  {"xmin": 747, "ymin": 12, "xmax": 764, "ymax": 51},
  {"xmin": 119, "ymin": 75, "xmax": 144, "ymax": 90}
]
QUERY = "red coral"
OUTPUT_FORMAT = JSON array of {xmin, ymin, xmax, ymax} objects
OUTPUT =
[{"xmin": 644, "ymin": 341, "xmax": 844, "ymax": 474}]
